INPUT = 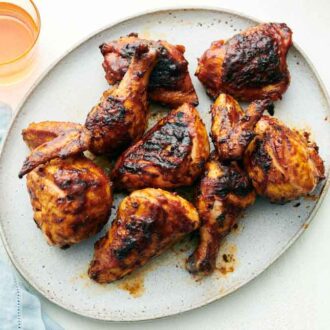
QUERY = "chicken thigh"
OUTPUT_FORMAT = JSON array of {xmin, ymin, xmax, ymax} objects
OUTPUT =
[
  {"xmin": 244, "ymin": 116, "xmax": 325, "ymax": 203},
  {"xmin": 85, "ymin": 44, "xmax": 158, "ymax": 156},
  {"xmin": 111, "ymin": 103, "xmax": 210, "ymax": 190},
  {"xmin": 187, "ymin": 153, "xmax": 255, "ymax": 275},
  {"xmin": 100, "ymin": 33, "xmax": 198, "ymax": 107},
  {"xmin": 196, "ymin": 23, "xmax": 292, "ymax": 101},
  {"xmin": 88, "ymin": 188, "xmax": 200, "ymax": 283},
  {"xmin": 19, "ymin": 122, "xmax": 113, "ymax": 247}
]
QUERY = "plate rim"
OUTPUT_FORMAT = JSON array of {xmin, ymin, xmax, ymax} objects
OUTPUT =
[{"xmin": 1, "ymin": 5, "xmax": 330, "ymax": 322}]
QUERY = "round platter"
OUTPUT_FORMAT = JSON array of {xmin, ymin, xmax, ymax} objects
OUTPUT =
[{"xmin": 0, "ymin": 7, "xmax": 329, "ymax": 322}]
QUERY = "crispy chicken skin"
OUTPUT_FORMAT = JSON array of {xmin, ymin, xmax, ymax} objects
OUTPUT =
[
  {"xmin": 244, "ymin": 116, "xmax": 325, "ymax": 203},
  {"xmin": 19, "ymin": 121, "xmax": 91, "ymax": 178},
  {"xmin": 196, "ymin": 23, "xmax": 293, "ymax": 101},
  {"xmin": 85, "ymin": 45, "xmax": 158, "ymax": 156},
  {"xmin": 100, "ymin": 33, "xmax": 198, "ymax": 107},
  {"xmin": 88, "ymin": 188, "xmax": 200, "ymax": 283},
  {"xmin": 20, "ymin": 122, "xmax": 113, "ymax": 247},
  {"xmin": 111, "ymin": 103, "xmax": 210, "ymax": 191},
  {"xmin": 211, "ymin": 94, "xmax": 273, "ymax": 161},
  {"xmin": 27, "ymin": 157, "xmax": 112, "ymax": 247},
  {"xmin": 187, "ymin": 153, "xmax": 255, "ymax": 275}
]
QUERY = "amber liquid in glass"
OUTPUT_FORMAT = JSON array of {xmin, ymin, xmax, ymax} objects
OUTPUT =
[{"xmin": 0, "ymin": 2, "xmax": 38, "ymax": 64}]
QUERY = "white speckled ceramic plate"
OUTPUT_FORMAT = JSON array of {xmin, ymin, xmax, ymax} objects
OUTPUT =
[{"xmin": 0, "ymin": 7, "xmax": 330, "ymax": 322}]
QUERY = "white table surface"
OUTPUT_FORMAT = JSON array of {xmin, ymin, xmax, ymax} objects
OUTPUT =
[{"xmin": 1, "ymin": 0, "xmax": 330, "ymax": 329}]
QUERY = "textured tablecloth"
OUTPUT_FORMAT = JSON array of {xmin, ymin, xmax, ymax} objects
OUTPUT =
[{"xmin": 0, "ymin": 103, "xmax": 62, "ymax": 330}]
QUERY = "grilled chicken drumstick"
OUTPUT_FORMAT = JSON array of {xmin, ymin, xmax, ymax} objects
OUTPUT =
[
  {"xmin": 85, "ymin": 44, "xmax": 158, "ymax": 156},
  {"xmin": 89, "ymin": 188, "xmax": 200, "ymax": 283},
  {"xmin": 187, "ymin": 153, "xmax": 255, "ymax": 275}
]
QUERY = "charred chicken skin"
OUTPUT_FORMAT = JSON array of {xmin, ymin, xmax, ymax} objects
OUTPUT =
[
  {"xmin": 88, "ymin": 188, "xmax": 200, "ymax": 283},
  {"xmin": 187, "ymin": 153, "xmax": 255, "ymax": 275},
  {"xmin": 85, "ymin": 44, "xmax": 158, "ymax": 156},
  {"xmin": 112, "ymin": 103, "xmax": 210, "ymax": 191},
  {"xmin": 19, "ymin": 122, "xmax": 113, "ymax": 247},
  {"xmin": 211, "ymin": 93, "xmax": 273, "ymax": 161},
  {"xmin": 244, "ymin": 116, "xmax": 325, "ymax": 203},
  {"xmin": 100, "ymin": 33, "xmax": 198, "ymax": 107},
  {"xmin": 196, "ymin": 23, "xmax": 293, "ymax": 101}
]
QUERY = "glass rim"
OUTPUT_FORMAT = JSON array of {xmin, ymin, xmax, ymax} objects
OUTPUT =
[{"xmin": 0, "ymin": 0, "xmax": 41, "ymax": 66}]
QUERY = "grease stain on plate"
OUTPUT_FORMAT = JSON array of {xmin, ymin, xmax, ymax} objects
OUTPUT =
[
  {"xmin": 139, "ymin": 28, "xmax": 167, "ymax": 40},
  {"xmin": 304, "ymin": 193, "xmax": 320, "ymax": 201},
  {"xmin": 118, "ymin": 273, "xmax": 145, "ymax": 298},
  {"xmin": 70, "ymin": 268, "xmax": 93, "ymax": 288},
  {"xmin": 116, "ymin": 266, "xmax": 149, "ymax": 298},
  {"xmin": 216, "ymin": 243, "xmax": 238, "ymax": 277}
]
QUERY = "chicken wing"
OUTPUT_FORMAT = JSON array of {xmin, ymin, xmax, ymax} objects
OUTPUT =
[
  {"xmin": 100, "ymin": 33, "xmax": 198, "ymax": 107},
  {"xmin": 19, "ymin": 121, "xmax": 91, "ymax": 178},
  {"xmin": 111, "ymin": 103, "xmax": 210, "ymax": 190},
  {"xmin": 211, "ymin": 93, "xmax": 273, "ymax": 161},
  {"xmin": 244, "ymin": 116, "xmax": 325, "ymax": 203},
  {"xmin": 196, "ymin": 23, "xmax": 292, "ymax": 101},
  {"xmin": 19, "ymin": 122, "xmax": 113, "ymax": 247},
  {"xmin": 88, "ymin": 188, "xmax": 200, "ymax": 283},
  {"xmin": 85, "ymin": 44, "xmax": 158, "ymax": 156},
  {"xmin": 187, "ymin": 153, "xmax": 255, "ymax": 275}
]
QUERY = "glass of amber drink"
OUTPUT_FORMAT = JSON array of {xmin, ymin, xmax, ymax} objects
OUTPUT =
[{"xmin": 0, "ymin": 0, "xmax": 40, "ymax": 85}]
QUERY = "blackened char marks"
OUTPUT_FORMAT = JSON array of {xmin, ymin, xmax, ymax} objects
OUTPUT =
[
  {"xmin": 120, "ymin": 42, "xmax": 141, "ymax": 58},
  {"xmin": 85, "ymin": 96, "xmax": 132, "ymax": 155},
  {"xmin": 53, "ymin": 167, "xmax": 99, "ymax": 215},
  {"xmin": 113, "ymin": 236, "xmax": 137, "ymax": 260},
  {"xmin": 122, "ymin": 114, "xmax": 192, "ymax": 173},
  {"xmin": 222, "ymin": 32, "xmax": 283, "ymax": 89},
  {"xmin": 142, "ymin": 122, "xmax": 191, "ymax": 167},
  {"xmin": 250, "ymin": 137, "xmax": 272, "ymax": 173},
  {"xmin": 94, "ymin": 97, "xmax": 126, "ymax": 128},
  {"xmin": 113, "ymin": 208, "xmax": 164, "ymax": 261},
  {"xmin": 216, "ymin": 214, "xmax": 226, "ymax": 226},
  {"xmin": 101, "ymin": 40, "xmax": 185, "ymax": 90},
  {"xmin": 149, "ymin": 46, "xmax": 187, "ymax": 90},
  {"xmin": 212, "ymin": 166, "xmax": 253, "ymax": 198},
  {"xmin": 54, "ymin": 168, "xmax": 88, "ymax": 192}
]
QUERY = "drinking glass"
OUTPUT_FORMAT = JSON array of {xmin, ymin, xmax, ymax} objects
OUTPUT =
[{"xmin": 0, "ymin": 0, "xmax": 41, "ymax": 85}]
